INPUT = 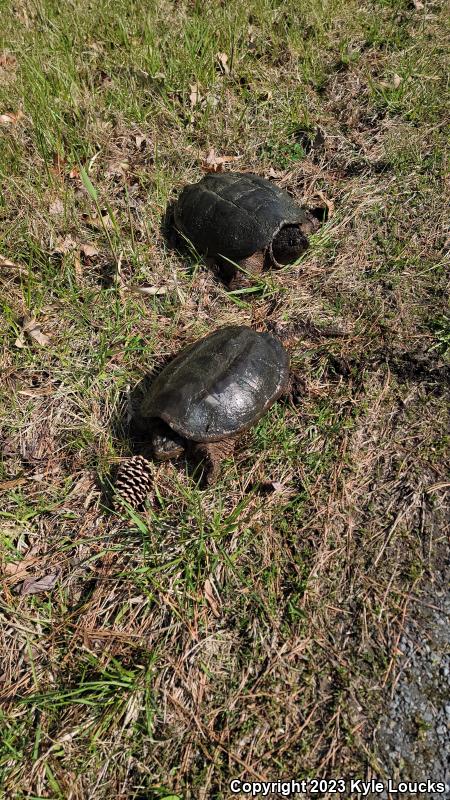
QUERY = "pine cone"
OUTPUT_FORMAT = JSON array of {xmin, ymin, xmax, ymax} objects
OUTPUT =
[{"xmin": 113, "ymin": 455, "xmax": 153, "ymax": 511}]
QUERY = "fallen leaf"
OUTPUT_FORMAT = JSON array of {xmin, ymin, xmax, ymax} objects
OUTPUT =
[
  {"xmin": 106, "ymin": 159, "xmax": 129, "ymax": 178},
  {"xmin": 0, "ymin": 255, "xmax": 18, "ymax": 267},
  {"xmin": 135, "ymin": 135, "xmax": 147, "ymax": 149},
  {"xmin": 4, "ymin": 558, "xmax": 38, "ymax": 586},
  {"xmin": 73, "ymin": 253, "xmax": 83, "ymax": 279},
  {"xmin": 204, "ymin": 578, "xmax": 221, "ymax": 617},
  {"xmin": 153, "ymin": 71, "xmax": 166, "ymax": 81},
  {"xmin": 82, "ymin": 209, "xmax": 113, "ymax": 230},
  {"xmin": 4, "ymin": 561, "xmax": 28, "ymax": 577},
  {"xmin": 412, "ymin": 0, "xmax": 424, "ymax": 8},
  {"xmin": 122, "ymin": 690, "xmax": 144, "ymax": 729},
  {"xmin": 392, "ymin": 73, "xmax": 402, "ymax": 88},
  {"xmin": 259, "ymin": 480, "xmax": 296, "ymax": 497},
  {"xmin": 24, "ymin": 319, "xmax": 50, "ymax": 347},
  {"xmin": 87, "ymin": 41, "xmax": 104, "ymax": 54},
  {"xmin": 309, "ymin": 190, "xmax": 335, "ymax": 218},
  {"xmin": 202, "ymin": 147, "xmax": 240, "ymax": 173},
  {"xmin": 0, "ymin": 478, "xmax": 27, "ymax": 491},
  {"xmin": 16, "ymin": 315, "xmax": 50, "ymax": 347},
  {"xmin": 49, "ymin": 198, "xmax": 64, "ymax": 215},
  {"xmin": 14, "ymin": 332, "xmax": 26, "ymax": 349},
  {"xmin": 18, "ymin": 386, "xmax": 54, "ymax": 397},
  {"xmin": 0, "ymin": 110, "xmax": 24, "ymax": 125},
  {"xmin": 189, "ymin": 83, "xmax": 201, "ymax": 108},
  {"xmin": 79, "ymin": 243, "xmax": 99, "ymax": 258},
  {"xmin": 49, "ymin": 152, "xmax": 67, "ymax": 180},
  {"xmin": 21, "ymin": 572, "xmax": 59, "ymax": 596},
  {"xmin": 132, "ymin": 285, "xmax": 168, "ymax": 296},
  {"xmin": 68, "ymin": 166, "xmax": 80, "ymax": 180},
  {"xmin": 216, "ymin": 52, "xmax": 230, "ymax": 75},
  {"xmin": 0, "ymin": 52, "xmax": 17, "ymax": 69},
  {"xmin": 53, "ymin": 235, "xmax": 77, "ymax": 254}
]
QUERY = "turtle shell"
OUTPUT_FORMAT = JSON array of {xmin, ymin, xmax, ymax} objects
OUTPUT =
[
  {"xmin": 141, "ymin": 326, "xmax": 289, "ymax": 442},
  {"xmin": 174, "ymin": 172, "xmax": 310, "ymax": 262}
]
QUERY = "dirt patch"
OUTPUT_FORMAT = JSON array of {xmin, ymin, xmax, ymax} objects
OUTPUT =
[{"xmin": 376, "ymin": 554, "xmax": 450, "ymax": 796}]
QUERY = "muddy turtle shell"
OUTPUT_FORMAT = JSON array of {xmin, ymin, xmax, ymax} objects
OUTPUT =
[
  {"xmin": 141, "ymin": 326, "xmax": 289, "ymax": 442},
  {"xmin": 174, "ymin": 172, "xmax": 310, "ymax": 262}
]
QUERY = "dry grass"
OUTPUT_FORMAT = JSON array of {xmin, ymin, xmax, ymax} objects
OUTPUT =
[{"xmin": 0, "ymin": 0, "xmax": 449, "ymax": 797}]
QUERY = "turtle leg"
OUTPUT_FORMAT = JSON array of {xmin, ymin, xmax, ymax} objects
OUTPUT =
[
  {"xmin": 299, "ymin": 212, "xmax": 320, "ymax": 236},
  {"xmin": 149, "ymin": 420, "xmax": 185, "ymax": 460},
  {"xmin": 190, "ymin": 437, "xmax": 236, "ymax": 485},
  {"xmin": 163, "ymin": 201, "xmax": 179, "ymax": 248},
  {"xmin": 283, "ymin": 370, "xmax": 306, "ymax": 406},
  {"xmin": 221, "ymin": 250, "xmax": 265, "ymax": 290}
]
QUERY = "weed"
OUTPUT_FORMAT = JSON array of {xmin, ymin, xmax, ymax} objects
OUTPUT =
[{"xmin": 0, "ymin": 0, "xmax": 448, "ymax": 797}]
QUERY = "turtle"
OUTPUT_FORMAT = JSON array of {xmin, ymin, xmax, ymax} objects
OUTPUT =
[
  {"xmin": 137, "ymin": 325, "xmax": 290, "ymax": 483},
  {"xmin": 172, "ymin": 172, "xmax": 319, "ymax": 286}
]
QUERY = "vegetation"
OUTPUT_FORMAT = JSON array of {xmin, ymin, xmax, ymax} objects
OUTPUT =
[{"xmin": 0, "ymin": 0, "xmax": 448, "ymax": 797}]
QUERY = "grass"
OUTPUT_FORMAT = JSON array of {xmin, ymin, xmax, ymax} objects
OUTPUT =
[{"xmin": 0, "ymin": 0, "xmax": 449, "ymax": 797}]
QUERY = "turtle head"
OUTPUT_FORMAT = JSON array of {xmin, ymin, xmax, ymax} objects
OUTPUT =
[
  {"xmin": 150, "ymin": 420, "xmax": 185, "ymax": 460},
  {"xmin": 271, "ymin": 224, "xmax": 309, "ymax": 265}
]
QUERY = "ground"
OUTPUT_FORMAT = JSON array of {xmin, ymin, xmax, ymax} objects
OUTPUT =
[
  {"xmin": 376, "ymin": 555, "xmax": 449, "ymax": 797},
  {"xmin": 0, "ymin": 0, "xmax": 449, "ymax": 798}
]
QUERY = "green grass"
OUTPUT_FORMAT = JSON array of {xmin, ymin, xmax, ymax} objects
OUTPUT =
[{"xmin": 0, "ymin": 0, "xmax": 449, "ymax": 797}]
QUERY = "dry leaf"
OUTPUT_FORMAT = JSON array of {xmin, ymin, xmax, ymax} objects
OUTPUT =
[
  {"xmin": 392, "ymin": 73, "xmax": 402, "ymax": 88},
  {"xmin": 132, "ymin": 285, "xmax": 168, "ymax": 296},
  {"xmin": 202, "ymin": 147, "xmax": 240, "ymax": 173},
  {"xmin": 412, "ymin": 0, "xmax": 424, "ymax": 8},
  {"xmin": 135, "ymin": 135, "xmax": 146, "ymax": 149},
  {"xmin": 68, "ymin": 166, "xmax": 80, "ymax": 180},
  {"xmin": 259, "ymin": 480, "xmax": 296, "ymax": 497},
  {"xmin": 49, "ymin": 152, "xmax": 67, "ymax": 180},
  {"xmin": 189, "ymin": 83, "xmax": 201, "ymax": 108},
  {"xmin": 73, "ymin": 253, "xmax": 83, "ymax": 279},
  {"xmin": 21, "ymin": 572, "xmax": 59, "ymax": 596},
  {"xmin": 106, "ymin": 159, "xmax": 129, "ymax": 178},
  {"xmin": 4, "ymin": 561, "xmax": 28, "ymax": 577},
  {"xmin": 0, "ymin": 52, "xmax": 17, "ymax": 69},
  {"xmin": 0, "ymin": 254, "xmax": 18, "ymax": 267},
  {"xmin": 49, "ymin": 198, "xmax": 64, "ymax": 215},
  {"xmin": 0, "ymin": 110, "xmax": 24, "ymax": 125},
  {"xmin": 53, "ymin": 235, "xmax": 77, "ymax": 254},
  {"xmin": 17, "ymin": 315, "xmax": 50, "ymax": 347},
  {"xmin": 18, "ymin": 387, "xmax": 54, "ymax": 397},
  {"xmin": 310, "ymin": 190, "xmax": 335, "ymax": 218},
  {"xmin": 83, "ymin": 209, "xmax": 113, "ymax": 230},
  {"xmin": 216, "ymin": 52, "xmax": 230, "ymax": 75},
  {"xmin": 79, "ymin": 243, "xmax": 99, "ymax": 258},
  {"xmin": 0, "ymin": 478, "xmax": 27, "ymax": 491},
  {"xmin": 87, "ymin": 41, "xmax": 103, "ymax": 54},
  {"xmin": 3, "ymin": 555, "xmax": 38, "ymax": 586},
  {"xmin": 204, "ymin": 578, "xmax": 221, "ymax": 617}
]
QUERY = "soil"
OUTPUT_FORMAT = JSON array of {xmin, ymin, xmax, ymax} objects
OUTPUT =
[{"xmin": 376, "ymin": 557, "xmax": 450, "ymax": 798}]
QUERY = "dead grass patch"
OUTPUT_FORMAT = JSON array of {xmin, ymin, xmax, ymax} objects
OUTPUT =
[{"xmin": 0, "ymin": 0, "xmax": 448, "ymax": 797}]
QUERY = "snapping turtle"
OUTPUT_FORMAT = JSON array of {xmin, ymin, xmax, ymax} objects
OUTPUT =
[
  {"xmin": 173, "ymin": 172, "xmax": 318, "ymax": 285},
  {"xmin": 139, "ymin": 325, "xmax": 290, "ymax": 482}
]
